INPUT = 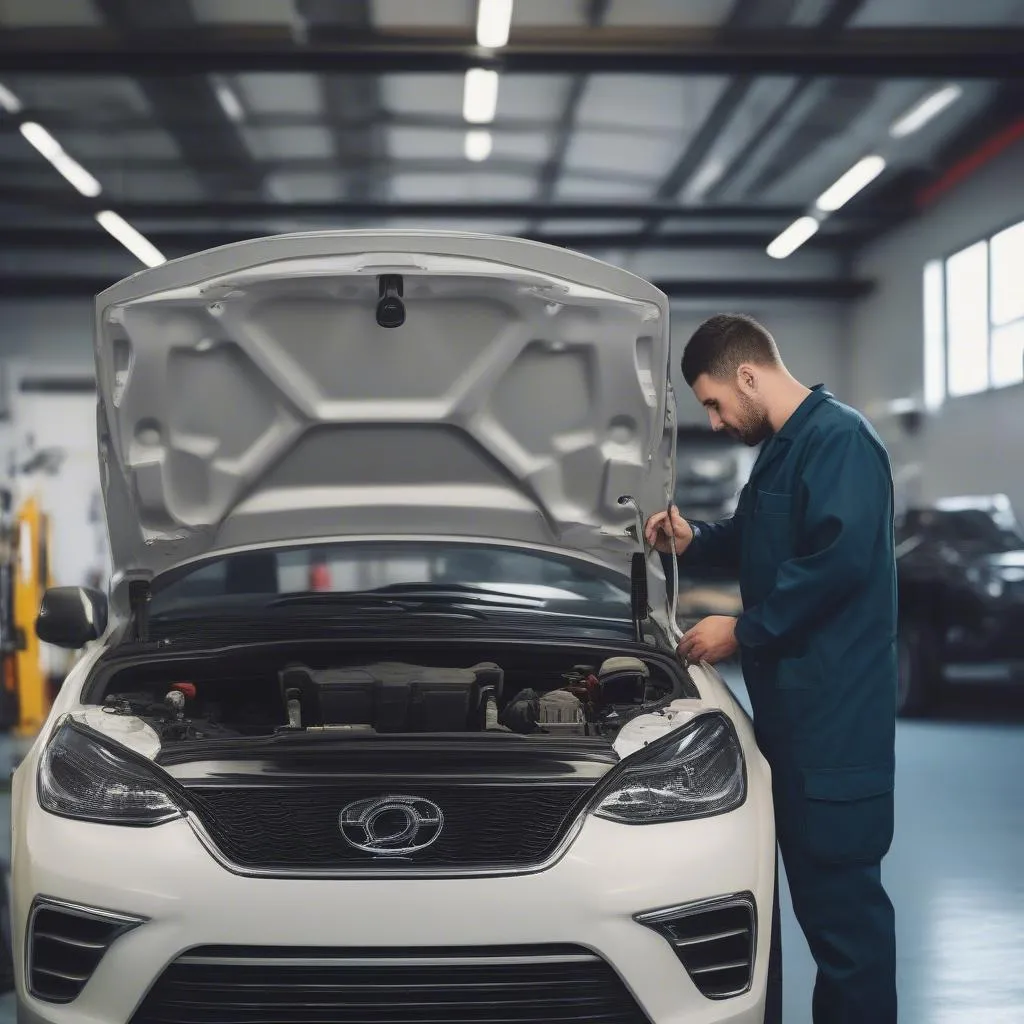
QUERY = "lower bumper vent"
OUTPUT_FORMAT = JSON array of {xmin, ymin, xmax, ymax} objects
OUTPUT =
[
  {"xmin": 636, "ymin": 892, "xmax": 755, "ymax": 1000},
  {"xmin": 28, "ymin": 897, "xmax": 144, "ymax": 1004},
  {"xmin": 128, "ymin": 944, "xmax": 651, "ymax": 1023}
]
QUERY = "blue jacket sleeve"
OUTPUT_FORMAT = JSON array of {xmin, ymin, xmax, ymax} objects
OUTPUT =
[{"xmin": 734, "ymin": 426, "xmax": 890, "ymax": 651}]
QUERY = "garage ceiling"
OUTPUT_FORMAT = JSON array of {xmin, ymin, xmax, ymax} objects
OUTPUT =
[{"xmin": 0, "ymin": 0, "xmax": 1021, "ymax": 297}]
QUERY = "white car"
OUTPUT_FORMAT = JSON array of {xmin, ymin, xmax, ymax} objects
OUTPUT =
[{"xmin": 11, "ymin": 231, "xmax": 778, "ymax": 1024}]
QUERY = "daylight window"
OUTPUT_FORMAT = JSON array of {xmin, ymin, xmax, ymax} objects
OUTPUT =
[{"xmin": 925, "ymin": 218, "xmax": 1024, "ymax": 405}]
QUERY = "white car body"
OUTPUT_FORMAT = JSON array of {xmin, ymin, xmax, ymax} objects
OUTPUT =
[{"xmin": 11, "ymin": 231, "xmax": 775, "ymax": 1024}]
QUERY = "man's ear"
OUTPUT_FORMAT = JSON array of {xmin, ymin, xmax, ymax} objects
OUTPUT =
[{"xmin": 736, "ymin": 364, "xmax": 758, "ymax": 392}]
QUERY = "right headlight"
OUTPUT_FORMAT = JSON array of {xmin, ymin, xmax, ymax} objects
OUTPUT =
[
  {"xmin": 592, "ymin": 711, "xmax": 746, "ymax": 824},
  {"xmin": 38, "ymin": 721, "xmax": 185, "ymax": 827}
]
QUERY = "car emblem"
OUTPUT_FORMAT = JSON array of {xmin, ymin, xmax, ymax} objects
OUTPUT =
[{"xmin": 339, "ymin": 795, "xmax": 445, "ymax": 857}]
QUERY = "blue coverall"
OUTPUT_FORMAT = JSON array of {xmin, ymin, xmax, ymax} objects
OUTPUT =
[{"xmin": 666, "ymin": 385, "xmax": 898, "ymax": 1023}]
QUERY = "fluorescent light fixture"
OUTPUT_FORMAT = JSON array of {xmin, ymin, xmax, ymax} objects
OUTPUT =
[
  {"xmin": 890, "ymin": 84, "xmax": 963, "ymax": 139},
  {"xmin": 0, "ymin": 80, "xmax": 22, "ymax": 114},
  {"xmin": 95, "ymin": 210, "xmax": 166, "ymax": 268},
  {"xmin": 463, "ymin": 67, "xmax": 499, "ymax": 124},
  {"xmin": 685, "ymin": 157, "xmax": 725, "ymax": 200},
  {"xmin": 476, "ymin": 0, "xmax": 513, "ymax": 48},
  {"xmin": 19, "ymin": 121, "xmax": 102, "ymax": 198},
  {"xmin": 464, "ymin": 129, "xmax": 493, "ymax": 162},
  {"xmin": 815, "ymin": 154, "xmax": 886, "ymax": 213},
  {"xmin": 766, "ymin": 216, "xmax": 820, "ymax": 260},
  {"xmin": 213, "ymin": 79, "xmax": 245, "ymax": 123}
]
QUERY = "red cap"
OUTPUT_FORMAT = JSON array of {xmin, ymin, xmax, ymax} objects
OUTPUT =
[{"xmin": 170, "ymin": 682, "xmax": 197, "ymax": 700}]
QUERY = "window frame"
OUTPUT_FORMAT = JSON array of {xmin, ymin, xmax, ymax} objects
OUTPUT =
[{"xmin": 929, "ymin": 215, "xmax": 1024, "ymax": 405}]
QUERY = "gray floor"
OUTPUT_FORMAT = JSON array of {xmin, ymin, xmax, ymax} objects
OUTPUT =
[{"xmin": 0, "ymin": 675, "xmax": 1022, "ymax": 1023}]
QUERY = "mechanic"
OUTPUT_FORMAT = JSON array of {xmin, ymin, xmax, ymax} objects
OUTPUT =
[{"xmin": 645, "ymin": 313, "xmax": 897, "ymax": 1024}]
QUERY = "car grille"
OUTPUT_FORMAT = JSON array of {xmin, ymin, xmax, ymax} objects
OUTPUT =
[
  {"xmin": 128, "ymin": 944, "xmax": 652, "ymax": 1023},
  {"xmin": 636, "ymin": 893, "xmax": 755, "ymax": 1000},
  {"xmin": 27, "ymin": 898, "xmax": 144, "ymax": 1004},
  {"xmin": 185, "ymin": 783, "xmax": 591, "ymax": 873}
]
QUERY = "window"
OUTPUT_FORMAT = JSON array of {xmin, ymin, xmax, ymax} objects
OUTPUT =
[{"xmin": 925, "ymin": 218, "xmax": 1024, "ymax": 404}]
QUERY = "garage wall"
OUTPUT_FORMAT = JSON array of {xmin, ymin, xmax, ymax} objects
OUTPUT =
[{"xmin": 848, "ymin": 136, "xmax": 1024, "ymax": 513}]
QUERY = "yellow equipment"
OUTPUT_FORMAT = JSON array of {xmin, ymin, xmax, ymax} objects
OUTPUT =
[{"xmin": 0, "ymin": 492, "xmax": 55, "ymax": 737}]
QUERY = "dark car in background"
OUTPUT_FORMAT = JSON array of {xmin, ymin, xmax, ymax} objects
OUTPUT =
[{"xmin": 896, "ymin": 494, "xmax": 1024, "ymax": 716}]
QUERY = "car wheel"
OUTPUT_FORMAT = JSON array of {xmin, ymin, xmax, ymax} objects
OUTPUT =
[
  {"xmin": 763, "ymin": 855, "xmax": 783, "ymax": 1024},
  {"xmin": 897, "ymin": 620, "xmax": 941, "ymax": 717}
]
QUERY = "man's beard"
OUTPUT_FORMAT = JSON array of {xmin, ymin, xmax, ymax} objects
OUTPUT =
[{"xmin": 730, "ymin": 391, "xmax": 772, "ymax": 446}]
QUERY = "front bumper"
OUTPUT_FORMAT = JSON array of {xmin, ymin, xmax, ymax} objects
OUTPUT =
[{"xmin": 13, "ymin": 788, "xmax": 774, "ymax": 1024}]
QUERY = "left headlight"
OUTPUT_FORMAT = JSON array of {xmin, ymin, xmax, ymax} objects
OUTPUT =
[
  {"xmin": 592, "ymin": 711, "xmax": 746, "ymax": 824},
  {"xmin": 38, "ymin": 721, "xmax": 185, "ymax": 826}
]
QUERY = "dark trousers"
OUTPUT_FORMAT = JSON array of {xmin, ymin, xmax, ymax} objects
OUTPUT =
[{"xmin": 776, "ymin": 786, "xmax": 898, "ymax": 1024}]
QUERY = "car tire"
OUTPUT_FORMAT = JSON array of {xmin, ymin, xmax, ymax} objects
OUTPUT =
[
  {"xmin": 763, "ymin": 855, "xmax": 783, "ymax": 1024},
  {"xmin": 897, "ymin": 619, "xmax": 942, "ymax": 717}
]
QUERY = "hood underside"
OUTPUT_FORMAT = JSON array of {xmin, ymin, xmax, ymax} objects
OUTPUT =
[{"xmin": 95, "ymin": 230, "xmax": 674, "ymax": 597}]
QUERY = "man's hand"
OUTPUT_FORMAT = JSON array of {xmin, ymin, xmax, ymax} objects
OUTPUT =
[
  {"xmin": 678, "ymin": 615, "xmax": 738, "ymax": 665},
  {"xmin": 644, "ymin": 506, "xmax": 694, "ymax": 555}
]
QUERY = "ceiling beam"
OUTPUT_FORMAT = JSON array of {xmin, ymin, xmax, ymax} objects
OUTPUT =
[
  {"xmin": 0, "ymin": 226, "xmax": 858, "ymax": 254},
  {"xmin": 0, "ymin": 28, "xmax": 1020, "ymax": 77},
  {"xmin": 705, "ymin": 0, "xmax": 870, "ymax": 202},
  {"xmin": 528, "ymin": 0, "xmax": 611, "ymax": 226},
  {"xmin": 0, "ymin": 274, "xmax": 873, "ymax": 301},
  {"xmin": 91, "ymin": 0, "xmax": 266, "ymax": 200},
  {"xmin": 295, "ymin": 0, "xmax": 385, "ymax": 204},
  {"xmin": 0, "ymin": 191, "xmax": 823, "ymax": 221},
  {"xmin": 0, "ymin": 155, "xmax": 669, "ymax": 187},
  {"xmin": 646, "ymin": 0, "xmax": 864, "ymax": 229},
  {"xmin": 0, "ymin": 110, "xmax": 679, "ymax": 138}
]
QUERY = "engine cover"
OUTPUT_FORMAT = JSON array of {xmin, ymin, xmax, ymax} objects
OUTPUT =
[{"xmin": 279, "ymin": 661, "xmax": 504, "ymax": 733}]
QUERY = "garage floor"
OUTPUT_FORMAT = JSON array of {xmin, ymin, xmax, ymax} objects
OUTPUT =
[{"xmin": 0, "ymin": 671, "xmax": 1021, "ymax": 1023}]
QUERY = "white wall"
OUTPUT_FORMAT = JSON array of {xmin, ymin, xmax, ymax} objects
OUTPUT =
[{"xmin": 849, "ymin": 136, "xmax": 1024, "ymax": 512}]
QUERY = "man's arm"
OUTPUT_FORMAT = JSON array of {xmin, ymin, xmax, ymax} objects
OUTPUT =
[{"xmin": 733, "ymin": 425, "xmax": 890, "ymax": 651}]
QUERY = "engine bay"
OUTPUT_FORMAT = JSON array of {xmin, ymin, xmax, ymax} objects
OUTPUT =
[{"xmin": 90, "ymin": 642, "xmax": 685, "ymax": 748}]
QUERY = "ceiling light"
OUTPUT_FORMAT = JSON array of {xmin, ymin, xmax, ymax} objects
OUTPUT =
[
  {"xmin": 463, "ymin": 67, "xmax": 499, "ymax": 124},
  {"xmin": 95, "ymin": 211, "xmax": 166, "ymax": 268},
  {"xmin": 890, "ymin": 84, "xmax": 963, "ymax": 139},
  {"xmin": 213, "ymin": 79, "xmax": 245, "ymax": 124},
  {"xmin": 685, "ymin": 158, "xmax": 725, "ymax": 200},
  {"xmin": 815, "ymin": 155, "xmax": 886, "ymax": 213},
  {"xmin": 0, "ymin": 81, "xmax": 22, "ymax": 114},
  {"xmin": 476, "ymin": 0, "xmax": 513, "ymax": 48},
  {"xmin": 767, "ymin": 216, "xmax": 820, "ymax": 259},
  {"xmin": 464, "ymin": 129, "xmax": 493, "ymax": 162},
  {"xmin": 19, "ymin": 122, "xmax": 102, "ymax": 198}
]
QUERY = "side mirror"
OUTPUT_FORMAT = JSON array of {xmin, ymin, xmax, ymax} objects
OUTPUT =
[{"xmin": 36, "ymin": 587, "xmax": 108, "ymax": 649}]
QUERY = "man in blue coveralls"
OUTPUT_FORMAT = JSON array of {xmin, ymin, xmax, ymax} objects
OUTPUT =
[{"xmin": 646, "ymin": 314, "xmax": 897, "ymax": 1024}]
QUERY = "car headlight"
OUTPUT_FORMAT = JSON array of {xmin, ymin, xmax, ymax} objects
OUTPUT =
[
  {"xmin": 592, "ymin": 711, "xmax": 746, "ymax": 824},
  {"xmin": 38, "ymin": 721, "xmax": 184, "ymax": 826}
]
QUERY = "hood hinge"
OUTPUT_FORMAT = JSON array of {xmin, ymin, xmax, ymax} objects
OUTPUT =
[{"xmin": 128, "ymin": 580, "xmax": 151, "ymax": 643}]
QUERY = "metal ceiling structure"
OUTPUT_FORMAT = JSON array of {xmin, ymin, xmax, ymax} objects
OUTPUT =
[{"xmin": 0, "ymin": 0, "xmax": 1021, "ymax": 300}]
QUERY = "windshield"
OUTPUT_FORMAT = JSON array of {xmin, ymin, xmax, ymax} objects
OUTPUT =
[{"xmin": 149, "ymin": 542, "xmax": 632, "ymax": 620}]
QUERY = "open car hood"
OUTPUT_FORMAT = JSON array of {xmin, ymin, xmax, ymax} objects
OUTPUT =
[{"xmin": 95, "ymin": 230, "xmax": 675, "ymax": 602}]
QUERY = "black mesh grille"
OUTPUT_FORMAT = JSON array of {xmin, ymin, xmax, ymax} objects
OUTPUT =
[
  {"xmin": 186, "ymin": 783, "xmax": 591, "ymax": 871},
  {"xmin": 28, "ymin": 900, "xmax": 143, "ymax": 1004},
  {"xmin": 129, "ymin": 945, "xmax": 651, "ymax": 1024}
]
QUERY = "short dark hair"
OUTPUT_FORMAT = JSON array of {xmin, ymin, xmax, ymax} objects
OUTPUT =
[{"xmin": 680, "ymin": 313, "xmax": 781, "ymax": 386}]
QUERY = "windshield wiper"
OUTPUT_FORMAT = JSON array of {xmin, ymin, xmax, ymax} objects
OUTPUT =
[{"xmin": 268, "ymin": 591, "xmax": 491, "ymax": 620}]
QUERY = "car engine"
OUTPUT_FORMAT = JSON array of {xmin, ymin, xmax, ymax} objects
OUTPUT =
[{"xmin": 97, "ymin": 653, "xmax": 661, "ymax": 745}]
